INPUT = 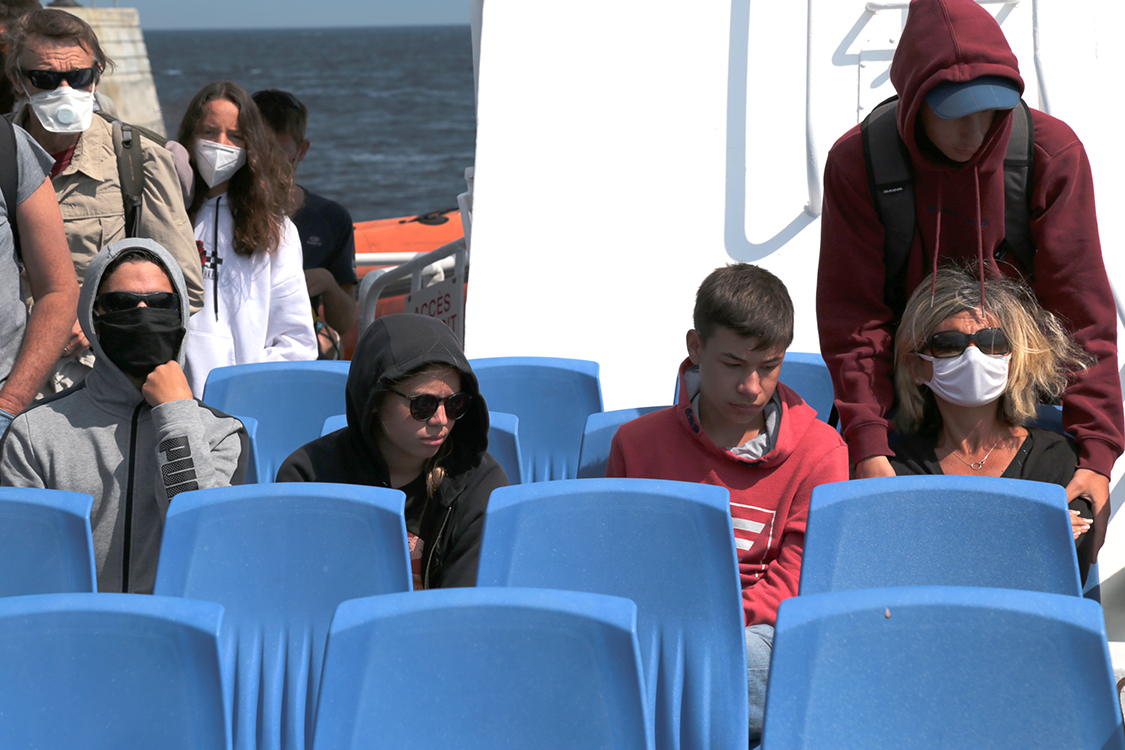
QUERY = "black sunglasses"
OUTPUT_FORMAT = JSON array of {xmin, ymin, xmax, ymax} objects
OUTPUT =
[
  {"xmin": 389, "ymin": 389, "xmax": 472, "ymax": 421},
  {"xmin": 94, "ymin": 292, "xmax": 181, "ymax": 315},
  {"xmin": 920, "ymin": 328, "xmax": 1011, "ymax": 359},
  {"xmin": 22, "ymin": 67, "xmax": 98, "ymax": 91}
]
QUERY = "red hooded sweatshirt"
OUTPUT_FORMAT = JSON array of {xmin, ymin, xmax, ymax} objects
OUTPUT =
[
  {"xmin": 816, "ymin": 0, "xmax": 1122, "ymax": 476},
  {"xmin": 606, "ymin": 358, "xmax": 849, "ymax": 626}
]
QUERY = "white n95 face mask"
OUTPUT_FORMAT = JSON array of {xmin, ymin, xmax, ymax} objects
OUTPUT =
[
  {"xmin": 917, "ymin": 345, "xmax": 1011, "ymax": 407},
  {"xmin": 27, "ymin": 86, "xmax": 96, "ymax": 134},
  {"xmin": 194, "ymin": 139, "xmax": 247, "ymax": 187}
]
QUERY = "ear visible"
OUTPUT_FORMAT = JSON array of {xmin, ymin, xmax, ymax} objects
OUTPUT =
[
  {"xmin": 296, "ymin": 138, "xmax": 310, "ymax": 164},
  {"xmin": 686, "ymin": 329, "xmax": 703, "ymax": 365}
]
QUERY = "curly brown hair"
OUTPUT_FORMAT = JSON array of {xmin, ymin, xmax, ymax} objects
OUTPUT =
[{"xmin": 178, "ymin": 81, "xmax": 292, "ymax": 257}]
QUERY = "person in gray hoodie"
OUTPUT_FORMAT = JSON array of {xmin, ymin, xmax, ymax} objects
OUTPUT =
[{"xmin": 0, "ymin": 238, "xmax": 248, "ymax": 594}]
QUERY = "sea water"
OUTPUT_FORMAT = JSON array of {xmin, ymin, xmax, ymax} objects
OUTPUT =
[{"xmin": 146, "ymin": 26, "xmax": 477, "ymax": 223}]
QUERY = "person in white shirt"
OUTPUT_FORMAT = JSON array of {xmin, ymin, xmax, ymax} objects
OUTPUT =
[{"xmin": 176, "ymin": 80, "xmax": 317, "ymax": 397}]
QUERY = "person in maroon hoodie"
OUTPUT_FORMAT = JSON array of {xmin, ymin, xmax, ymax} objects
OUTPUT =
[
  {"xmin": 817, "ymin": 0, "xmax": 1121, "ymax": 559},
  {"xmin": 608, "ymin": 263, "xmax": 848, "ymax": 742}
]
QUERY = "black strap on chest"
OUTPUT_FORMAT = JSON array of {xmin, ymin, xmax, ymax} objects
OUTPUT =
[{"xmin": 0, "ymin": 116, "xmax": 21, "ymax": 260}]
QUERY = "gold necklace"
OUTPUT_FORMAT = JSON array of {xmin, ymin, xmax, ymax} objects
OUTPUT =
[{"xmin": 947, "ymin": 436, "xmax": 1004, "ymax": 471}]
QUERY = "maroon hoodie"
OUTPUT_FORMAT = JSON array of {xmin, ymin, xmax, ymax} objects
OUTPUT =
[{"xmin": 816, "ymin": 0, "xmax": 1122, "ymax": 476}]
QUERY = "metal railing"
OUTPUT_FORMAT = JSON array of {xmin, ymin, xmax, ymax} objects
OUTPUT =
[{"xmin": 356, "ymin": 237, "xmax": 468, "ymax": 341}]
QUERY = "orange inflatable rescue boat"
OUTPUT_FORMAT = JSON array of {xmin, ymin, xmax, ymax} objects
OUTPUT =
[{"xmin": 338, "ymin": 207, "xmax": 465, "ymax": 358}]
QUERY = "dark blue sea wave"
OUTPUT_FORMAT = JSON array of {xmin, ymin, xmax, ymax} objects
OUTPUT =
[{"xmin": 146, "ymin": 26, "xmax": 477, "ymax": 222}]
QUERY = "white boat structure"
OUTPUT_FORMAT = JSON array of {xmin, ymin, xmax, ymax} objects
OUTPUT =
[{"xmin": 447, "ymin": 0, "xmax": 1125, "ymax": 639}]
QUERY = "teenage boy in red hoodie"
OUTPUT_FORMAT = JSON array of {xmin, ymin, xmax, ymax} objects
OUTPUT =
[
  {"xmin": 607, "ymin": 263, "xmax": 848, "ymax": 742},
  {"xmin": 817, "ymin": 0, "xmax": 1122, "ymax": 558}
]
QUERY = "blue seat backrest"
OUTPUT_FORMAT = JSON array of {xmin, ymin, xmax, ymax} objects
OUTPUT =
[
  {"xmin": 202, "ymin": 361, "xmax": 351, "ymax": 483},
  {"xmin": 469, "ymin": 357, "xmax": 603, "ymax": 482},
  {"xmin": 0, "ymin": 593, "xmax": 229, "ymax": 749},
  {"xmin": 800, "ymin": 475, "xmax": 1082, "ymax": 596},
  {"xmin": 577, "ymin": 406, "xmax": 667, "ymax": 479},
  {"xmin": 762, "ymin": 586, "xmax": 1125, "ymax": 749},
  {"xmin": 0, "ymin": 488, "xmax": 96, "ymax": 596},
  {"xmin": 312, "ymin": 588, "xmax": 653, "ymax": 750},
  {"xmin": 487, "ymin": 411, "xmax": 523, "ymax": 484},
  {"xmin": 778, "ymin": 352, "xmax": 835, "ymax": 422},
  {"xmin": 477, "ymin": 478, "xmax": 748, "ymax": 750},
  {"xmin": 154, "ymin": 483, "xmax": 412, "ymax": 750}
]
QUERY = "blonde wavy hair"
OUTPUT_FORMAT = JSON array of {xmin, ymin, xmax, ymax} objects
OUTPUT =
[{"xmin": 893, "ymin": 266, "xmax": 1092, "ymax": 434}]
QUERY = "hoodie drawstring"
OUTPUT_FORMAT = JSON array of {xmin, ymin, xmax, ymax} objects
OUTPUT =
[
  {"xmin": 212, "ymin": 196, "xmax": 221, "ymax": 321},
  {"xmin": 930, "ymin": 178, "xmax": 943, "ymax": 301},
  {"xmin": 973, "ymin": 164, "xmax": 987, "ymax": 310}
]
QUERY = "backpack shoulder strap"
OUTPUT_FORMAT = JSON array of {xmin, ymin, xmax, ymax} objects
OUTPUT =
[
  {"xmin": 99, "ymin": 111, "xmax": 145, "ymax": 238},
  {"xmin": 861, "ymin": 96, "xmax": 915, "ymax": 319},
  {"xmin": 0, "ymin": 114, "xmax": 21, "ymax": 261},
  {"xmin": 997, "ymin": 100, "xmax": 1035, "ymax": 279}
]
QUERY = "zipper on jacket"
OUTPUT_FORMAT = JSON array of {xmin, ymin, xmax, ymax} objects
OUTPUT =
[
  {"xmin": 423, "ymin": 504, "xmax": 453, "ymax": 590},
  {"xmin": 121, "ymin": 401, "xmax": 145, "ymax": 592}
]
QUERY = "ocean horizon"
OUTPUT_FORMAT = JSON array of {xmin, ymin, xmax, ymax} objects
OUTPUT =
[{"xmin": 146, "ymin": 25, "xmax": 478, "ymax": 223}]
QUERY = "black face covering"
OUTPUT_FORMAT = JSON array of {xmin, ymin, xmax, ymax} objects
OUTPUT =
[{"xmin": 94, "ymin": 307, "xmax": 185, "ymax": 379}]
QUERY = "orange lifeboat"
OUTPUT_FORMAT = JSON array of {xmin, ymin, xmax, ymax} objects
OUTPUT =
[{"xmin": 338, "ymin": 208, "xmax": 465, "ymax": 358}]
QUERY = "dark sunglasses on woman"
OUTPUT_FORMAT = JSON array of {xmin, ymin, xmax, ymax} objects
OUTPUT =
[
  {"xmin": 920, "ymin": 328, "xmax": 1011, "ymax": 358},
  {"xmin": 22, "ymin": 67, "xmax": 98, "ymax": 91},
  {"xmin": 390, "ymin": 390, "xmax": 473, "ymax": 421}
]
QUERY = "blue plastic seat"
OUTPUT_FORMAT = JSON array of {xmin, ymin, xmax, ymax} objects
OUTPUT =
[
  {"xmin": 0, "ymin": 592, "xmax": 229, "ymax": 750},
  {"xmin": 761, "ymin": 586, "xmax": 1125, "ymax": 749},
  {"xmin": 320, "ymin": 413, "xmax": 347, "ymax": 436},
  {"xmin": 577, "ymin": 406, "xmax": 667, "ymax": 479},
  {"xmin": 469, "ymin": 357, "xmax": 603, "ymax": 481},
  {"xmin": 800, "ymin": 475, "xmax": 1082, "ymax": 597},
  {"xmin": 487, "ymin": 410, "xmax": 523, "ymax": 484},
  {"xmin": 778, "ymin": 352, "xmax": 835, "ymax": 422},
  {"xmin": 0, "ymin": 488, "xmax": 96, "ymax": 595},
  {"xmin": 477, "ymin": 478, "xmax": 748, "ymax": 750},
  {"xmin": 312, "ymin": 588, "xmax": 653, "ymax": 750},
  {"xmin": 201, "ymin": 361, "xmax": 351, "ymax": 483},
  {"xmin": 154, "ymin": 483, "xmax": 412, "ymax": 750}
]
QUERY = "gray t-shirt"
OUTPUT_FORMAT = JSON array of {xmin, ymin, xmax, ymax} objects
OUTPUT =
[{"xmin": 0, "ymin": 124, "xmax": 54, "ymax": 390}]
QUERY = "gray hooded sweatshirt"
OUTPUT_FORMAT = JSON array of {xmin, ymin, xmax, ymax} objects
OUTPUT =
[{"xmin": 0, "ymin": 238, "xmax": 248, "ymax": 594}]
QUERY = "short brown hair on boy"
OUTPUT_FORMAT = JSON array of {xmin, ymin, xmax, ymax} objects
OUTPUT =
[{"xmin": 693, "ymin": 263, "xmax": 794, "ymax": 350}]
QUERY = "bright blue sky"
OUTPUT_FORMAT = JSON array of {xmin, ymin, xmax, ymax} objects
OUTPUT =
[{"xmin": 120, "ymin": 0, "xmax": 470, "ymax": 30}]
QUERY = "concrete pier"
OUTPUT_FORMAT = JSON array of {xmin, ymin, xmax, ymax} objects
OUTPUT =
[{"xmin": 64, "ymin": 7, "xmax": 165, "ymax": 135}]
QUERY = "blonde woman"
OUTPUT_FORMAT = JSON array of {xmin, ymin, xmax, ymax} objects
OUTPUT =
[{"xmin": 891, "ymin": 266, "xmax": 1094, "ymax": 582}]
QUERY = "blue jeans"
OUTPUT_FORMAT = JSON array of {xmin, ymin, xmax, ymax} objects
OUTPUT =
[
  {"xmin": 0, "ymin": 408, "xmax": 13, "ymax": 438},
  {"xmin": 746, "ymin": 624, "xmax": 775, "ymax": 743}
]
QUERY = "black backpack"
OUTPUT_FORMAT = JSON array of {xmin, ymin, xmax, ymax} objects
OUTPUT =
[
  {"xmin": 860, "ymin": 96, "xmax": 1036, "ymax": 319},
  {"xmin": 0, "ymin": 111, "xmax": 165, "ymax": 262}
]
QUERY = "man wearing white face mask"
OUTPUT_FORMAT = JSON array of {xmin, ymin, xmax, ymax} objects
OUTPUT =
[{"xmin": 5, "ymin": 9, "xmax": 204, "ymax": 392}]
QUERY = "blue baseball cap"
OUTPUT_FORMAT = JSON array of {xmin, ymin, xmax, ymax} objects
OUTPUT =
[{"xmin": 926, "ymin": 76, "xmax": 1021, "ymax": 119}]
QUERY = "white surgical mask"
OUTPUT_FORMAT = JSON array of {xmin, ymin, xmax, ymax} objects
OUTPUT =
[
  {"xmin": 917, "ymin": 346, "xmax": 1011, "ymax": 407},
  {"xmin": 193, "ymin": 139, "xmax": 246, "ymax": 187},
  {"xmin": 27, "ymin": 86, "xmax": 96, "ymax": 134}
]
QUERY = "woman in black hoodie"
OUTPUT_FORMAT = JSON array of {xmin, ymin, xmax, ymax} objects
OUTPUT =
[{"xmin": 277, "ymin": 314, "xmax": 507, "ymax": 589}]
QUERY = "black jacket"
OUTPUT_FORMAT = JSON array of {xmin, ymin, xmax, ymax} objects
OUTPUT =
[{"xmin": 276, "ymin": 314, "xmax": 507, "ymax": 587}]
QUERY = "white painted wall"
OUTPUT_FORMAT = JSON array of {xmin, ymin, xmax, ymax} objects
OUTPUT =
[{"xmin": 467, "ymin": 0, "xmax": 1125, "ymax": 626}]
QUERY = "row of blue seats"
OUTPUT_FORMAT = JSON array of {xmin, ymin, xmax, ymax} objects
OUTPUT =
[
  {"xmin": 0, "ymin": 475, "xmax": 1117, "ymax": 749},
  {"xmin": 0, "ymin": 588, "xmax": 653, "ymax": 750},
  {"xmin": 200, "ymin": 354, "xmax": 839, "ymax": 485}
]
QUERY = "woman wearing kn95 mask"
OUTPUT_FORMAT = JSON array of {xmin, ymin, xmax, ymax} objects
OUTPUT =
[
  {"xmin": 177, "ymin": 81, "xmax": 317, "ymax": 398},
  {"xmin": 890, "ymin": 266, "xmax": 1095, "ymax": 583}
]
